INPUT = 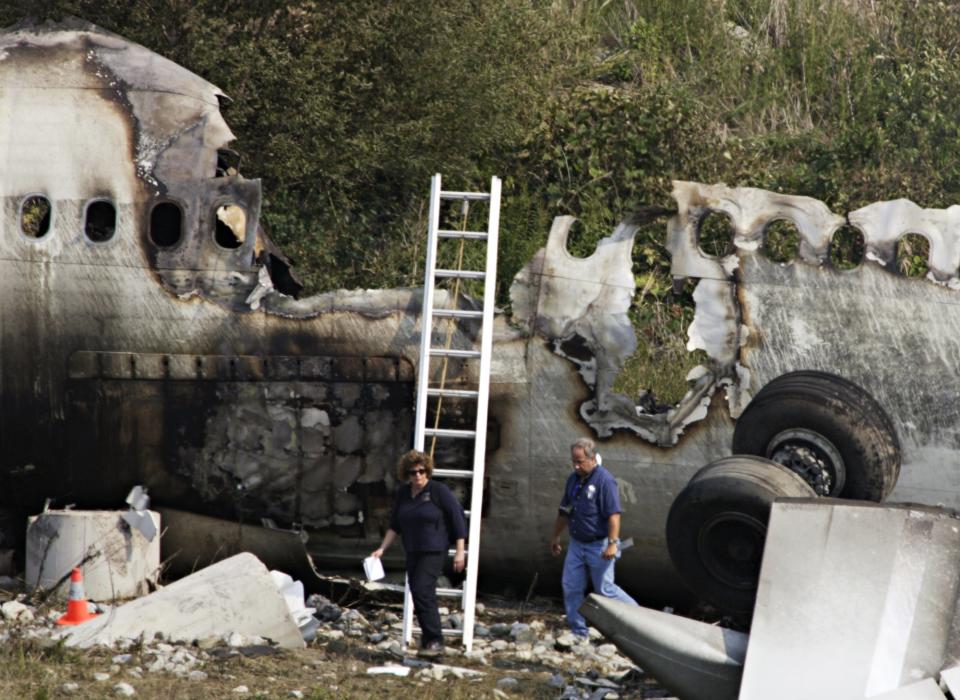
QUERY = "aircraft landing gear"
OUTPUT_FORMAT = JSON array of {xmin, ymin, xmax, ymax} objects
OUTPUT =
[
  {"xmin": 666, "ymin": 371, "xmax": 901, "ymax": 617},
  {"xmin": 666, "ymin": 455, "xmax": 815, "ymax": 616},
  {"xmin": 732, "ymin": 370, "xmax": 900, "ymax": 500}
]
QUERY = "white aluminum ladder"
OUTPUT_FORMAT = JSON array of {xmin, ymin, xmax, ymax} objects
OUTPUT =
[{"xmin": 402, "ymin": 174, "xmax": 501, "ymax": 652}]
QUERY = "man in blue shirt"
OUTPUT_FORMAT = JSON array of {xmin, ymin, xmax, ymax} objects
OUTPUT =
[{"xmin": 550, "ymin": 437, "xmax": 638, "ymax": 638}]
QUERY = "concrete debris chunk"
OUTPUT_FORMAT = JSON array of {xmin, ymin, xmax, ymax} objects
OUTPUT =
[
  {"xmin": 1, "ymin": 600, "xmax": 34, "ymax": 623},
  {"xmin": 26, "ymin": 510, "xmax": 160, "ymax": 601},
  {"xmin": 429, "ymin": 663, "xmax": 485, "ymax": 678},
  {"xmin": 59, "ymin": 553, "xmax": 304, "ymax": 649}
]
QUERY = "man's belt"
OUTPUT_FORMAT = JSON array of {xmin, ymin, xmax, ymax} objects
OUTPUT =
[
  {"xmin": 572, "ymin": 534, "xmax": 606, "ymax": 543},
  {"xmin": 571, "ymin": 535, "xmax": 635, "ymax": 549}
]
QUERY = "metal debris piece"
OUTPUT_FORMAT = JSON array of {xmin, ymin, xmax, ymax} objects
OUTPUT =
[
  {"xmin": 125, "ymin": 486, "xmax": 150, "ymax": 511},
  {"xmin": 122, "ymin": 485, "xmax": 156, "ymax": 542},
  {"xmin": 940, "ymin": 666, "xmax": 960, "ymax": 697},
  {"xmin": 740, "ymin": 500, "xmax": 960, "ymax": 699},
  {"xmin": 867, "ymin": 678, "xmax": 947, "ymax": 700},
  {"xmin": 579, "ymin": 595, "xmax": 746, "ymax": 700},
  {"xmin": 158, "ymin": 508, "xmax": 325, "ymax": 591},
  {"xmin": 366, "ymin": 665, "xmax": 411, "ymax": 677},
  {"xmin": 269, "ymin": 570, "xmax": 319, "ymax": 642}
]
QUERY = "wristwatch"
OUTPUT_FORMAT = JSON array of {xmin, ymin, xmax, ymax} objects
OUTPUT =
[{"xmin": 610, "ymin": 538, "xmax": 620, "ymax": 544}]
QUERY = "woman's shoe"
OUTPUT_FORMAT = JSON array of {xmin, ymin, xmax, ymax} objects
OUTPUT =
[{"xmin": 418, "ymin": 639, "xmax": 444, "ymax": 658}]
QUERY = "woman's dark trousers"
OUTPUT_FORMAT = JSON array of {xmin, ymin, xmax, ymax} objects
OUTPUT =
[{"xmin": 406, "ymin": 550, "xmax": 445, "ymax": 647}]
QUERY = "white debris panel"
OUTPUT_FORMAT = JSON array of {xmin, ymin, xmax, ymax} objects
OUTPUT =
[
  {"xmin": 740, "ymin": 500, "xmax": 960, "ymax": 700},
  {"xmin": 60, "ymin": 552, "xmax": 305, "ymax": 649}
]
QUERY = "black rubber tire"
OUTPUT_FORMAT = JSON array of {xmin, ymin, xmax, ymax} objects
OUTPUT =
[
  {"xmin": 666, "ymin": 455, "xmax": 816, "ymax": 615},
  {"xmin": 732, "ymin": 371, "xmax": 901, "ymax": 500}
]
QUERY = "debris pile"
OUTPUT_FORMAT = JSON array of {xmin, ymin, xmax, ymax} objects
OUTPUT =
[{"xmin": 0, "ymin": 567, "xmax": 664, "ymax": 699}]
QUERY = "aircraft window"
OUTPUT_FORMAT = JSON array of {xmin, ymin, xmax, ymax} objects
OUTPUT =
[
  {"xmin": 21, "ymin": 195, "xmax": 51, "ymax": 238},
  {"xmin": 828, "ymin": 225, "xmax": 865, "ymax": 270},
  {"xmin": 150, "ymin": 202, "xmax": 182, "ymax": 247},
  {"xmin": 697, "ymin": 211, "xmax": 735, "ymax": 258},
  {"xmin": 896, "ymin": 233, "xmax": 930, "ymax": 278},
  {"xmin": 85, "ymin": 200, "xmax": 116, "ymax": 242},
  {"xmin": 763, "ymin": 219, "xmax": 800, "ymax": 263},
  {"xmin": 214, "ymin": 204, "xmax": 246, "ymax": 250}
]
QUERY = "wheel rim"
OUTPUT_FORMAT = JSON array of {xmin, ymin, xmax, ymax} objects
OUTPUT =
[
  {"xmin": 765, "ymin": 428, "xmax": 846, "ymax": 496},
  {"xmin": 696, "ymin": 511, "xmax": 767, "ymax": 590}
]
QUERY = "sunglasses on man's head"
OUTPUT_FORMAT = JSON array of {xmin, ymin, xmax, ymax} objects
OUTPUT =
[{"xmin": 407, "ymin": 468, "xmax": 427, "ymax": 476}]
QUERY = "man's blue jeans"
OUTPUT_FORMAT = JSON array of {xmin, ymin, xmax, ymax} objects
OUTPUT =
[{"xmin": 562, "ymin": 537, "xmax": 638, "ymax": 637}]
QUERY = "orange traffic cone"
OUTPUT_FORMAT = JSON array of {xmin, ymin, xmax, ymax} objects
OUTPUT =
[{"xmin": 56, "ymin": 568, "xmax": 100, "ymax": 626}]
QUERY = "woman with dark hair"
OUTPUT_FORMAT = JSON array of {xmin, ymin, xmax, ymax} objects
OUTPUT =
[{"xmin": 370, "ymin": 449, "xmax": 467, "ymax": 654}]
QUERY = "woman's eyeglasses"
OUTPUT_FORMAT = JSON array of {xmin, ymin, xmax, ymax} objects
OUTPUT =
[{"xmin": 407, "ymin": 468, "xmax": 427, "ymax": 476}]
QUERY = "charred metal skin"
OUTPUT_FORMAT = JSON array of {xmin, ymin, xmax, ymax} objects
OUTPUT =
[{"xmin": 0, "ymin": 19, "xmax": 952, "ymax": 605}]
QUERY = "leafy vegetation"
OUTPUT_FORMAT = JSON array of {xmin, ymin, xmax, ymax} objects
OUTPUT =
[{"xmin": 3, "ymin": 0, "xmax": 960, "ymax": 402}]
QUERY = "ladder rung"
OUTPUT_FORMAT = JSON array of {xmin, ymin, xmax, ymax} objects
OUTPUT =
[
  {"xmin": 435, "ymin": 269, "xmax": 485, "ymax": 280},
  {"xmin": 440, "ymin": 191, "xmax": 490, "ymax": 201},
  {"xmin": 437, "ymin": 587, "xmax": 465, "ymax": 598},
  {"xmin": 429, "ymin": 348, "xmax": 482, "ymax": 359},
  {"xmin": 432, "ymin": 308, "xmax": 483, "ymax": 319},
  {"xmin": 424, "ymin": 427, "xmax": 477, "ymax": 439},
  {"xmin": 426, "ymin": 388, "xmax": 479, "ymax": 399},
  {"xmin": 433, "ymin": 468, "xmax": 474, "ymax": 479},
  {"xmin": 437, "ymin": 230, "xmax": 488, "ymax": 240}
]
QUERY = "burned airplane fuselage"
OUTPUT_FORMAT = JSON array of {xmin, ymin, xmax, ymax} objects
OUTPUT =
[{"xmin": 1, "ymin": 20, "xmax": 956, "ymax": 603}]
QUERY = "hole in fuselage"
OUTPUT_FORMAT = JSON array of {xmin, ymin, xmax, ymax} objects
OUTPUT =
[
  {"xmin": 150, "ymin": 202, "xmax": 183, "ymax": 248},
  {"xmin": 21, "ymin": 195, "xmax": 51, "ymax": 238},
  {"xmin": 85, "ymin": 200, "xmax": 116, "ymax": 242}
]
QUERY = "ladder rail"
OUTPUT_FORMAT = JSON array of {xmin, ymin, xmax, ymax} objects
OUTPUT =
[
  {"xmin": 460, "ymin": 176, "xmax": 500, "ymax": 650},
  {"xmin": 412, "ymin": 174, "xmax": 443, "ymax": 453}
]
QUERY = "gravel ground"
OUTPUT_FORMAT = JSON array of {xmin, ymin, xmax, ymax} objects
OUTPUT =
[{"xmin": 0, "ymin": 579, "xmax": 676, "ymax": 699}]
